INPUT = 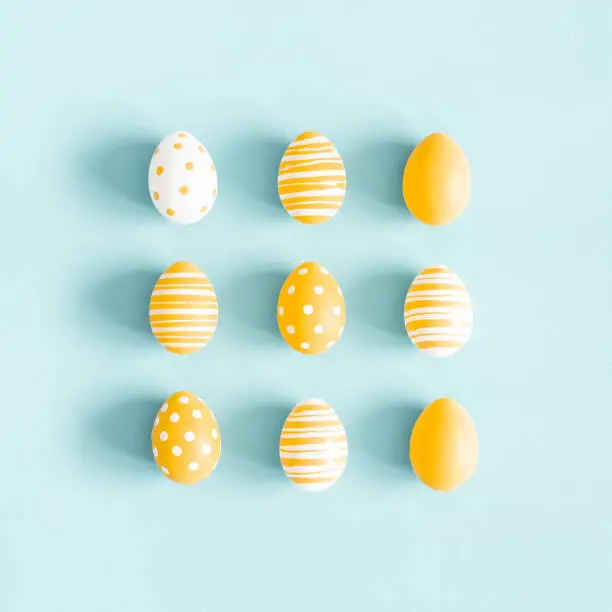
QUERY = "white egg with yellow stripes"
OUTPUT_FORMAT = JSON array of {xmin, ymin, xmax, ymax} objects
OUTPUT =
[
  {"xmin": 277, "ymin": 131, "xmax": 346, "ymax": 224},
  {"xmin": 149, "ymin": 261, "xmax": 219, "ymax": 355},
  {"xmin": 404, "ymin": 265, "xmax": 473, "ymax": 357},
  {"xmin": 148, "ymin": 131, "xmax": 217, "ymax": 225},
  {"xmin": 279, "ymin": 398, "xmax": 348, "ymax": 492}
]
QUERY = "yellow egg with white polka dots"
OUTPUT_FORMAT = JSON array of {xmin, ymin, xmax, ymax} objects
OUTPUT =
[
  {"xmin": 148, "ymin": 131, "xmax": 218, "ymax": 225},
  {"xmin": 277, "ymin": 262, "xmax": 346, "ymax": 354},
  {"xmin": 152, "ymin": 391, "xmax": 221, "ymax": 484}
]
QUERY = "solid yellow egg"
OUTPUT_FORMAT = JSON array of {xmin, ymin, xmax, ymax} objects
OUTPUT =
[
  {"xmin": 277, "ymin": 262, "xmax": 345, "ymax": 354},
  {"xmin": 152, "ymin": 391, "xmax": 221, "ymax": 484},
  {"xmin": 409, "ymin": 398, "xmax": 478, "ymax": 492},
  {"xmin": 402, "ymin": 133, "xmax": 470, "ymax": 225}
]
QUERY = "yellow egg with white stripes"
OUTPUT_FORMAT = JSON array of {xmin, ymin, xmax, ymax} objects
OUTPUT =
[
  {"xmin": 278, "ymin": 131, "xmax": 346, "ymax": 224},
  {"xmin": 404, "ymin": 265, "xmax": 473, "ymax": 357},
  {"xmin": 149, "ymin": 261, "xmax": 218, "ymax": 355},
  {"xmin": 280, "ymin": 399, "xmax": 348, "ymax": 492}
]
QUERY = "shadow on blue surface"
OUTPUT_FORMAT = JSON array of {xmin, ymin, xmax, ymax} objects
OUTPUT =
[
  {"xmin": 80, "ymin": 394, "xmax": 160, "ymax": 478},
  {"xmin": 346, "ymin": 137, "xmax": 418, "ymax": 220},
  {"xmin": 348, "ymin": 267, "xmax": 416, "ymax": 347},
  {"xmin": 220, "ymin": 399, "xmax": 288, "ymax": 485},
  {"xmin": 216, "ymin": 132, "xmax": 287, "ymax": 219},
  {"xmin": 357, "ymin": 398, "xmax": 423, "ymax": 481},
  {"xmin": 86, "ymin": 269, "xmax": 158, "ymax": 344},
  {"xmin": 220, "ymin": 268, "xmax": 286, "ymax": 343},
  {"xmin": 82, "ymin": 137, "xmax": 158, "ymax": 217}
]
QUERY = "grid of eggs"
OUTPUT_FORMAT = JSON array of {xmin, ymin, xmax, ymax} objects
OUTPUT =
[{"xmin": 143, "ymin": 130, "xmax": 477, "ymax": 491}]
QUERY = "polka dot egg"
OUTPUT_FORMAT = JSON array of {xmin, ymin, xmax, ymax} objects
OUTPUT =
[
  {"xmin": 149, "ymin": 261, "xmax": 219, "ymax": 355},
  {"xmin": 278, "ymin": 131, "xmax": 346, "ymax": 224},
  {"xmin": 148, "ymin": 131, "xmax": 218, "ymax": 225},
  {"xmin": 152, "ymin": 391, "xmax": 221, "ymax": 484},
  {"xmin": 404, "ymin": 265, "xmax": 473, "ymax": 357},
  {"xmin": 280, "ymin": 398, "xmax": 348, "ymax": 492},
  {"xmin": 277, "ymin": 262, "xmax": 345, "ymax": 354}
]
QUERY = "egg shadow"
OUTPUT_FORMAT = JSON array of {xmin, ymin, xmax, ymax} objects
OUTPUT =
[
  {"xmin": 349, "ymin": 268, "xmax": 416, "ymax": 347},
  {"xmin": 217, "ymin": 132, "xmax": 287, "ymax": 218},
  {"xmin": 220, "ymin": 268, "xmax": 286, "ymax": 344},
  {"xmin": 357, "ymin": 399, "xmax": 424, "ymax": 481},
  {"xmin": 81, "ymin": 136, "xmax": 159, "ymax": 218},
  {"xmin": 84, "ymin": 268, "xmax": 159, "ymax": 345},
  {"xmin": 349, "ymin": 138, "xmax": 419, "ymax": 219},
  {"xmin": 221, "ymin": 399, "xmax": 288, "ymax": 485},
  {"xmin": 78, "ymin": 394, "xmax": 161, "ymax": 479}
]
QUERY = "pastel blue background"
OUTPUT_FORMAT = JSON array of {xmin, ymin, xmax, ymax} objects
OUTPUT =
[{"xmin": 2, "ymin": 1, "xmax": 611, "ymax": 610}]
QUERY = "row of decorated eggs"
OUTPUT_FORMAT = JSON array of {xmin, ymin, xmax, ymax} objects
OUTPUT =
[
  {"xmin": 153, "ymin": 393, "xmax": 478, "ymax": 492},
  {"xmin": 148, "ymin": 130, "xmax": 469, "ymax": 226},
  {"xmin": 150, "ymin": 261, "xmax": 474, "ymax": 357}
]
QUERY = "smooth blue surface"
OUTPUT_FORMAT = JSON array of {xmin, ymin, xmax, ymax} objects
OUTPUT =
[{"xmin": 1, "ymin": 1, "xmax": 611, "ymax": 610}]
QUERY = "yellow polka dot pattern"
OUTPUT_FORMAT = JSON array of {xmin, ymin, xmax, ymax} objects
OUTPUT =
[
  {"xmin": 278, "ymin": 131, "xmax": 346, "ymax": 225},
  {"xmin": 149, "ymin": 261, "xmax": 219, "ymax": 355},
  {"xmin": 152, "ymin": 391, "xmax": 221, "ymax": 485},
  {"xmin": 280, "ymin": 398, "xmax": 348, "ymax": 492},
  {"xmin": 404, "ymin": 265, "xmax": 473, "ymax": 357},
  {"xmin": 277, "ymin": 262, "xmax": 345, "ymax": 355},
  {"xmin": 148, "ymin": 131, "xmax": 217, "ymax": 225}
]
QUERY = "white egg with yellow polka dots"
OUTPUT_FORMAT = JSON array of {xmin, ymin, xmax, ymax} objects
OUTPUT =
[{"xmin": 148, "ymin": 131, "xmax": 218, "ymax": 225}]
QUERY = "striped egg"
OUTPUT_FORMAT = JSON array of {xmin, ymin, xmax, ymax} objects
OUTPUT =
[
  {"xmin": 277, "ymin": 131, "xmax": 346, "ymax": 224},
  {"xmin": 148, "ymin": 131, "xmax": 218, "ymax": 225},
  {"xmin": 149, "ymin": 261, "xmax": 218, "ymax": 355},
  {"xmin": 404, "ymin": 266, "xmax": 473, "ymax": 357},
  {"xmin": 280, "ymin": 398, "xmax": 348, "ymax": 492}
]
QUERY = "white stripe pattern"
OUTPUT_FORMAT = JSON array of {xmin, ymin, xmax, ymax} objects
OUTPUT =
[
  {"xmin": 280, "ymin": 398, "xmax": 348, "ymax": 492},
  {"xmin": 278, "ymin": 131, "xmax": 346, "ymax": 225},
  {"xmin": 404, "ymin": 266, "xmax": 473, "ymax": 358},
  {"xmin": 150, "ymin": 261, "xmax": 218, "ymax": 355}
]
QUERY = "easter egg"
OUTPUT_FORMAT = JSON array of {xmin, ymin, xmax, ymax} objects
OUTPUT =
[
  {"xmin": 280, "ymin": 398, "xmax": 348, "ymax": 492},
  {"xmin": 410, "ymin": 398, "xmax": 478, "ymax": 492},
  {"xmin": 402, "ymin": 133, "xmax": 470, "ymax": 225},
  {"xmin": 149, "ymin": 261, "xmax": 218, "ymax": 355},
  {"xmin": 152, "ymin": 391, "xmax": 221, "ymax": 484},
  {"xmin": 278, "ymin": 131, "xmax": 346, "ymax": 224},
  {"xmin": 148, "ymin": 131, "xmax": 218, "ymax": 224},
  {"xmin": 404, "ymin": 265, "xmax": 473, "ymax": 357},
  {"xmin": 277, "ymin": 262, "xmax": 345, "ymax": 354}
]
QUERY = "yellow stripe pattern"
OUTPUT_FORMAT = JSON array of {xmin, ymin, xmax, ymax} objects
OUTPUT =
[
  {"xmin": 280, "ymin": 398, "xmax": 348, "ymax": 492},
  {"xmin": 278, "ymin": 131, "xmax": 346, "ymax": 225},
  {"xmin": 404, "ymin": 265, "xmax": 473, "ymax": 357},
  {"xmin": 149, "ymin": 261, "xmax": 218, "ymax": 355}
]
